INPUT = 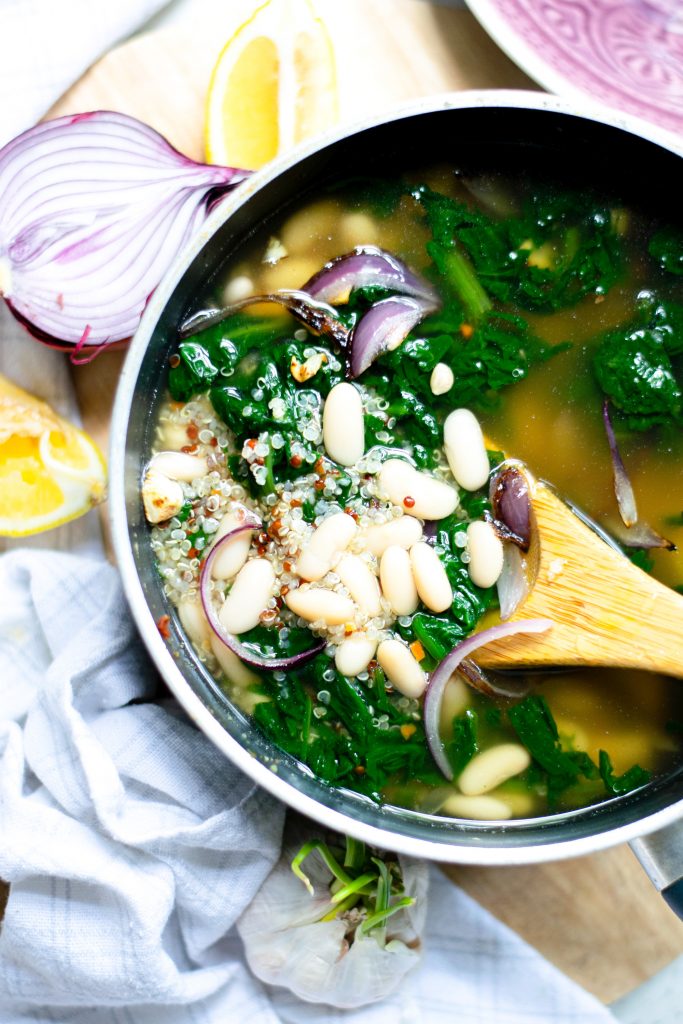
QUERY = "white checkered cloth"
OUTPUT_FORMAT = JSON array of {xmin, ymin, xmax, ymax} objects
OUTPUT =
[{"xmin": 0, "ymin": 550, "xmax": 616, "ymax": 1023}]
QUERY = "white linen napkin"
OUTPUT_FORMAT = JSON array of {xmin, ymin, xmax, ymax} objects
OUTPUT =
[{"xmin": 0, "ymin": 549, "xmax": 617, "ymax": 1023}]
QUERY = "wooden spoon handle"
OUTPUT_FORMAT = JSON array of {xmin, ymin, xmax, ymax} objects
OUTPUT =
[{"xmin": 477, "ymin": 482, "xmax": 683, "ymax": 677}]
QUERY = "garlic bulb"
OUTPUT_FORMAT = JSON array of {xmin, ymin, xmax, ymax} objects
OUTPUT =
[{"xmin": 237, "ymin": 823, "xmax": 428, "ymax": 1008}]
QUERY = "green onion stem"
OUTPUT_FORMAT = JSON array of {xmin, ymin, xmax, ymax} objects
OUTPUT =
[
  {"xmin": 343, "ymin": 837, "xmax": 366, "ymax": 871},
  {"xmin": 291, "ymin": 841, "xmax": 353, "ymax": 895},
  {"xmin": 359, "ymin": 896, "xmax": 415, "ymax": 936},
  {"xmin": 440, "ymin": 248, "xmax": 492, "ymax": 323},
  {"xmin": 331, "ymin": 871, "xmax": 378, "ymax": 904}
]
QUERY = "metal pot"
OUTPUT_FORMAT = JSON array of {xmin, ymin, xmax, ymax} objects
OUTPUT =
[{"xmin": 110, "ymin": 91, "xmax": 683, "ymax": 913}]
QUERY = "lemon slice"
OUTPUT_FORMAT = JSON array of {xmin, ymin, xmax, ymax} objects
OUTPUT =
[
  {"xmin": 205, "ymin": 0, "xmax": 338, "ymax": 169},
  {"xmin": 0, "ymin": 373, "xmax": 106, "ymax": 537}
]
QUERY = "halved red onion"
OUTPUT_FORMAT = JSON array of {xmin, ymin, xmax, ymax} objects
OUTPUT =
[
  {"xmin": 0, "ymin": 111, "xmax": 249, "ymax": 352},
  {"xmin": 179, "ymin": 289, "xmax": 349, "ymax": 347},
  {"xmin": 490, "ymin": 464, "xmax": 531, "ymax": 551},
  {"xmin": 347, "ymin": 294, "xmax": 438, "ymax": 378},
  {"xmin": 199, "ymin": 516, "xmax": 325, "ymax": 670},
  {"xmin": 602, "ymin": 400, "xmax": 674, "ymax": 550},
  {"xmin": 302, "ymin": 246, "xmax": 438, "ymax": 305},
  {"xmin": 423, "ymin": 618, "xmax": 553, "ymax": 780}
]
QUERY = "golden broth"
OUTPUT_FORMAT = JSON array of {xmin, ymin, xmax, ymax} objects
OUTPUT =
[{"xmin": 161, "ymin": 170, "xmax": 683, "ymax": 819}]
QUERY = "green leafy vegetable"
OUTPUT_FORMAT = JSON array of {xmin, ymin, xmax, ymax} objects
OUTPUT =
[
  {"xmin": 649, "ymin": 227, "xmax": 683, "ymax": 276},
  {"xmin": 447, "ymin": 709, "xmax": 479, "ymax": 777},
  {"xmin": 598, "ymin": 750, "xmax": 650, "ymax": 795},
  {"xmin": 593, "ymin": 323, "xmax": 681, "ymax": 430}
]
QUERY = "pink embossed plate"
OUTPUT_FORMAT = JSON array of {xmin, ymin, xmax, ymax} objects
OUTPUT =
[{"xmin": 464, "ymin": 0, "xmax": 683, "ymax": 136}]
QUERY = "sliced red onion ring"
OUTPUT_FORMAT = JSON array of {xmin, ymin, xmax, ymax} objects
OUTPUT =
[
  {"xmin": 603, "ymin": 399, "xmax": 638, "ymax": 527},
  {"xmin": 602, "ymin": 400, "xmax": 674, "ymax": 550},
  {"xmin": 303, "ymin": 246, "xmax": 438, "ymax": 305},
  {"xmin": 199, "ymin": 515, "xmax": 325, "ymax": 671},
  {"xmin": 496, "ymin": 544, "xmax": 531, "ymax": 621},
  {"xmin": 0, "ymin": 111, "xmax": 249, "ymax": 351},
  {"xmin": 348, "ymin": 294, "xmax": 438, "ymax": 378},
  {"xmin": 423, "ymin": 618, "xmax": 553, "ymax": 780},
  {"xmin": 179, "ymin": 289, "xmax": 349, "ymax": 348},
  {"xmin": 490, "ymin": 464, "xmax": 531, "ymax": 551},
  {"xmin": 457, "ymin": 657, "xmax": 531, "ymax": 700}
]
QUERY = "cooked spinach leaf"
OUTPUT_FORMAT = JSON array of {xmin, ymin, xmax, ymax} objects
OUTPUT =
[
  {"xmin": 598, "ymin": 750, "xmax": 650, "ymax": 795},
  {"xmin": 447, "ymin": 709, "xmax": 479, "ymax": 777},
  {"xmin": 649, "ymin": 227, "xmax": 683, "ymax": 276},
  {"xmin": 593, "ymin": 322, "xmax": 682, "ymax": 430}
]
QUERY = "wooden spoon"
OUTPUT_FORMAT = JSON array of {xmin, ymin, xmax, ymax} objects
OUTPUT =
[{"xmin": 476, "ymin": 475, "xmax": 683, "ymax": 677}]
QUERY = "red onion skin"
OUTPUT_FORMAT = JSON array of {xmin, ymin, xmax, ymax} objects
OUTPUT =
[
  {"xmin": 180, "ymin": 290, "xmax": 348, "ymax": 346},
  {"xmin": 348, "ymin": 295, "xmax": 438, "ymax": 378},
  {"xmin": 198, "ymin": 515, "xmax": 325, "ymax": 671},
  {"xmin": 423, "ymin": 618, "xmax": 553, "ymax": 780},
  {"xmin": 303, "ymin": 246, "xmax": 439, "ymax": 306},
  {"xmin": 490, "ymin": 464, "xmax": 532, "ymax": 551}
]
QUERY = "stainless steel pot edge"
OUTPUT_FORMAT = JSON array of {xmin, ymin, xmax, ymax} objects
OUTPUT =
[{"xmin": 110, "ymin": 88, "xmax": 683, "ymax": 865}]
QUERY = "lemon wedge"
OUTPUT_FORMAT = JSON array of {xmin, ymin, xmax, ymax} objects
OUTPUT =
[
  {"xmin": 205, "ymin": 0, "xmax": 338, "ymax": 169},
  {"xmin": 0, "ymin": 373, "xmax": 106, "ymax": 537}
]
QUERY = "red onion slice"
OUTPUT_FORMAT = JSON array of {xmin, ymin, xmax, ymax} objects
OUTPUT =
[
  {"xmin": 602, "ymin": 400, "xmax": 674, "ymax": 550},
  {"xmin": 423, "ymin": 618, "xmax": 553, "ymax": 780},
  {"xmin": 348, "ymin": 294, "xmax": 438, "ymax": 378},
  {"xmin": 199, "ymin": 515, "xmax": 325, "ymax": 671},
  {"xmin": 302, "ymin": 246, "xmax": 438, "ymax": 305},
  {"xmin": 179, "ymin": 289, "xmax": 349, "ymax": 347},
  {"xmin": 0, "ymin": 111, "xmax": 249, "ymax": 351},
  {"xmin": 496, "ymin": 544, "xmax": 531, "ymax": 621},
  {"xmin": 490, "ymin": 464, "xmax": 532, "ymax": 551}
]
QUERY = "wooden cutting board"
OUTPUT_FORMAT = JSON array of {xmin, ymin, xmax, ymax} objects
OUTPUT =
[{"xmin": 24, "ymin": 0, "xmax": 683, "ymax": 1002}]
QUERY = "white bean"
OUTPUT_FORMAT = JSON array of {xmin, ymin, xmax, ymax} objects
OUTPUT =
[
  {"xmin": 379, "ymin": 546, "xmax": 418, "ymax": 615},
  {"xmin": 457, "ymin": 743, "xmax": 531, "ymax": 796},
  {"xmin": 224, "ymin": 274, "xmax": 254, "ymax": 304},
  {"xmin": 210, "ymin": 506, "xmax": 254, "ymax": 580},
  {"xmin": 440, "ymin": 793, "xmax": 513, "ymax": 821},
  {"xmin": 430, "ymin": 362, "xmax": 454, "ymax": 396},
  {"xmin": 466, "ymin": 520, "xmax": 505, "ymax": 589},
  {"xmin": 177, "ymin": 597, "xmax": 211, "ymax": 648},
  {"xmin": 210, "ymin": 635, "xmax": 260, "ymax": 689},
  {"xmin": 377, "ymin": 638, "xmax": 427, "ymax": 698},
  {"xmin": 336, "ymin": 553, "xmax": 382, "ymax": 616},
  {"xmin": 335, "ymin": 633, "xmax": 378, "ymax": 677},
  {"xmin": 296, "ymin": 512, "xmax": 357, "ymax": 581},
  {"xmin": 359, "ymin": 515, "xmax": 422, "ymax": 557},
  {"xmin": 378, "ymin": 459, "xmax": 458, "ymax": 520},
  {"xmin": 218, "ymin": 559, "xmax": 275, "ymax": 635},
  {"xmin": 323, "ymin": 382, "xmax": 365, "ymax": 467},
  {"xmin": 440, "ymin": 675, "xmax": 470, "ymax": 723},
  {"xmin": 443, "ymin": 408, "xmax": 490, "ymax": 491},
  {"xmin": 285, "ymin": 586, "xmax": 355, "ymax": 625},
  {"xmin": 141, "ymin": 468, "xmax": 184, "ymax": 524},
  {"xmin": 410, "ymin": 542, "xmax": 453, "ymax": 613},
  {"xmin": 339, "ymin": 211, "xmax": 381, "ymax": 248},
  {"xmin": 158, "ymin": 421, "xmax": 189, "ymax": 451},
  {"xmin": 149, "ymin": 450, "xmax": 208, "ymax": 482}
]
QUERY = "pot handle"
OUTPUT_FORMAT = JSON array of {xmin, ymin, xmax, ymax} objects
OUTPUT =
[{"xmin": 630, "ymin": 822, "xmax": 683, "ymax": 919}]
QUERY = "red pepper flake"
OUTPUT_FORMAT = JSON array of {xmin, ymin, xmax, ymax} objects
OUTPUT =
[
  {"xmin": 280, "ymin": 585, "xmax": 290, "ymax": 597},
  {"xmin": 169, "ymin": 354, "xmax": 181, "ymax": 368},
  {"xmin": 247, "ymin": 438, "xmax": 258, "ymax": 449},
  {"xmin": 354, "ymin": 765, "xmax": 366, "ymax": 775},
  {"xmin": 314, "ymin": 479, "xmax": 325, "ymax": 491},
  {"xmin": 344, "ymin": 507, "xmax": 360, "ymax": 522},
  {"xmin": 210, "ymin": 437, "xmax": 218, "ymax": 447},
  {"xmin": 156, "ymin": 615, "xmax": 171, "ymax": 640},
  {"xmin": 186, "ymin": 423, "xmax": 199, "ymax": 441},
  {"xmin": 290, "ymin": 498, "xmax": 302, "ymax": 508},
  {"xmin": 403, "ymin": 495, "xmax": 416, "ymax": 508},
  {"xmin": 187, "ymin": 547, "xmax": 198, "ymax": 559},
  {"xmin": 181, "ymin": 444, "xmax": 198, "ymax": 454},
  {"xmin": 400, "ymin": 724, "xmax": 417, "ymax": 740},
  {"xmin": 269, "ymin": 519, "xmax": 283, "ymax": 536},
  {"xmin": 257, "ymin": 545, "xmax": 267, "ymax": 557},
  {"xmin": 283, "ymin": 560, "xmax": 292, "ymax": 572},
  {"xmin": 314, "ymin": 457, "xmax": 326, "ymax": 476},
  {"xmin": 460, "ymin": 322, "xmax": 474, "ymax": 340},
  {"xmin": 290, "ymin": 454, "xmax": 303, "ymax": 468},
  {"xmin": 258, "ymin": 531, "xmax": 269, "ymax": 545}
]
